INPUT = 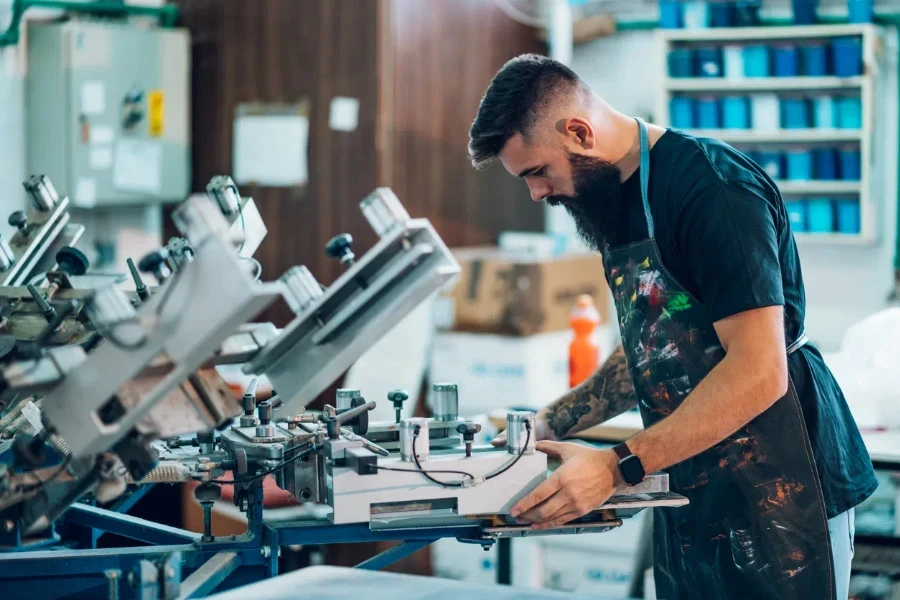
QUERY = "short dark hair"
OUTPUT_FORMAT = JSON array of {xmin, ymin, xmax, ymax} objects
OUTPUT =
[{"xmin": 468, "ymin": 54, "xmax": 582, "ymax": 170}]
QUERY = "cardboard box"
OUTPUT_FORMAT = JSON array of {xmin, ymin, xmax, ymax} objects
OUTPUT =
[
  {"xmin": 428, "ymin": 325, "xmax": 620, "ymax": 417},
  {"xmin": 446, "ymin": 248, "xmax": 610, "ymax": 336}
]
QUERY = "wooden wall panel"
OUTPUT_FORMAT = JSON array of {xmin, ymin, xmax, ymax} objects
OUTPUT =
[{"xmin": 386, "ymin": 0, "xmax": 545, "ymax": 247}]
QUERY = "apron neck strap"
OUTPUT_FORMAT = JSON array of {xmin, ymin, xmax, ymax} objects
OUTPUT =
[{"xmin": 635, "ymin": 117, "xmax": 654, "ymax": 239}]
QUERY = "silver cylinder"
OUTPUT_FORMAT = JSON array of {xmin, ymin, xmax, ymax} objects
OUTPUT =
[
  {"xmin": 336, "ymin": 389, "xmax": 361, "ymax": 411},
  {"xmin": 506, "ymin": 411, "xmax": 536, "ymax": 455},
  {"xmin": 0, "ymin": 237, "xmax": 13, "ymax": 270},
  {"xmin": 360, "ymin": 188, "xmax": 411, "ymax": 238},
  {"xmin": 399, "ymin": 417, "xmax": 430, "ymax": 463},
  {"xmin": 88, "ymin": 284, "xmax": 137, "ymax": 326},
  {"xmin": 23, "ymin": 175, "xmax": 59, "ymax": 212},
  {"xmin": 431, "ymin": 383, "xmax": 458, "ymax": 422},
  {"xmin": 280, "ymin": 266, "xmax": 323, "ymax": 314},
  {"xmin": 206, "ymin": 175, "xmax": 241, "ymax": 216}
]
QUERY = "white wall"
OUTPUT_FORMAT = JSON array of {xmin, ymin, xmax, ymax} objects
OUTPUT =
[{"xmin": 570, "ymin": 27, "xmax": 898, "ymax": 351}]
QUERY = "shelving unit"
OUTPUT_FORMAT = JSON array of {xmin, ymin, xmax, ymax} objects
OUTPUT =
[{"xmin": 656, "ymin": 24, "xmax": 885, "ymax": 244}]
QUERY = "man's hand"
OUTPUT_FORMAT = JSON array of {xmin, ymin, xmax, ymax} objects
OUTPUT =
[
  {"xmin": 510, "ymin": 441, "xmax": 621, "ymax": 530},
  {"xmin": 490, "ymin": 413, "xmax": 556, "ymax": 447}
]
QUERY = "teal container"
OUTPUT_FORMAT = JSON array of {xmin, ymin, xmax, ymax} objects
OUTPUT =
[
  {"xmin": 835, "ymin": 199, "xmax": 861, "ymax": 233},
  {"xmin": 743, "ymin": 46, "xmax": 770, "ymax": 77},
  {"xmin": 806, "ymin": 198, "xmax": 835, "ymax": 232},
  {"xmin": 722, "ymin": 97, "xmax": 750, "ymax": 129},
  {"xmin": 786, "ymin": 200, "xmax": 807, "ymax": 232},
  {"xmin": 836, "ymin": 97, "xmax": 862, "ymax": 129}
]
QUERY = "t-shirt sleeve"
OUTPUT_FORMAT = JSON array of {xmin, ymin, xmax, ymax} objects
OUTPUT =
[{"xmin": 674, "ymin": 179, "xmax": 785, "ymax": 323}]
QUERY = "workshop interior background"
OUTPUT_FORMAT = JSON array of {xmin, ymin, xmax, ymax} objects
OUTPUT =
[{"xmin": 1, "ymin": 0, "xmax": 899, "ymax": 598}]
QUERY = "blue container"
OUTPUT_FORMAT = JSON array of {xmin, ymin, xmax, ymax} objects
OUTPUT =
[
  {"xmin": 801, "ymin": 44, "xmax": 828, "ymax": 76},
  {"xmin": 757, "ymin": 152, "xmax": 784, "ymax": 180},
  {"xmin": 670, "ymin": 97, "xmax": 694, "ymax": 129},
  {"xmin": 684, "ymin": 1, "xmax": 711, "ymax": 29},
  {"xmin": 668, "ymin": 49, "xmax": 694, "ymax": 77},
  {"xmin": 835, "ymin": 199, "xmax": 861, "ymax": 233},
  {"xmin": 696, "ymin": 47, "xmax": 723, "ymax": 77},
  {"xmin": 774, "ymin": 46, "xmax": 799, "ymax": 77},
  {"xmin": 786, "ymin": 201, "xmax": 808, "ymax": 232},
  {"xmin": 696, "ymin": 97, "xmax": 721, "ymax": 128},
  {"xmin": 793, "ymin": 0, "xmax": 819, "ymax": 25},
  {"xmin": 786, "ymin": 150, "xmax": 814, "ymax": 181},
  {"xmin": 814, "ymin": 148, "xmax": 839, "ymax": 179},
  {"xmin": 781, "ymin": 98, "xmax": 810, "ymax": 129},
  {"xmin": 832, "ymin": 37, "xmax": 863, "ymax": 77},
  {"xmin": 814, "ymin": 97, "xmax": 837, "ymax": 128},
  {"xmin": 836, "ymin": 97, "xmax": 862, "ymax": 129},
  {"xmin": 839, "ymin": 148, "xmax": 862, "ymax": 180},
  {"xmin": 660, "ymin": 1, "xmax": 683, "ymax": 29},
  {"xmin": 734, "ymin": 1, "xmax": 762, "ymax": 26},
  {"xmin": 807, "ymin": 198, "xmax": 835, "ymax": 232},
  {"xmin": 848, "ymin": 0, "xmax": 874, "ymax": 24},
  {"xmin": 710, "ymin": 2, "xmax": 734, "ymax": 27},
  {"xmin": 743, "ymin": 46, "xmax": 770, "ymax": 77},
  {"xmin": 722, "ymin": 97, "xmax": 750, "ymax": 129}
]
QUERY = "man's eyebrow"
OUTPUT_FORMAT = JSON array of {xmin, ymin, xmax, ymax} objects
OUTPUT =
[{"xmin": 517, "ymin": 165, "xmax": 542, "ymax": 178}]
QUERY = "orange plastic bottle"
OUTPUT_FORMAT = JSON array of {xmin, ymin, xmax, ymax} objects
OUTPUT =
[{"xmin": 569, "ymin": 294, "xmax": 601, "ymax": 388}]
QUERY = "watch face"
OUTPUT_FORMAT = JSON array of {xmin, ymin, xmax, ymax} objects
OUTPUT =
[{"xmin": 620, "ymin": 455, "xmax": 645, "ymax": 485}]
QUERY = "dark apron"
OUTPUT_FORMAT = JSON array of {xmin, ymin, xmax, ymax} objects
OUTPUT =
[{"xmin": 603, "ymin": 119, "xmax": 835, "ymax": 599}]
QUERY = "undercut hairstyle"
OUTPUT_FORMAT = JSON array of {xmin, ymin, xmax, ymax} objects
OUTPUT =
[{"xmin": 468, "ymin": 54, "xmax": 585, "ymax": 170}]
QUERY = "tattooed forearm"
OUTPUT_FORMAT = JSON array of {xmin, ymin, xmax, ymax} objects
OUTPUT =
[{"xmin": 541, "ymin": 345, "xmax": 637, "ymax": 440}]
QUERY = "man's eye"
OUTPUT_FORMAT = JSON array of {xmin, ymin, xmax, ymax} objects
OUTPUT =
[{"xmin": 534, "ymin": 167, "xmax": 546, "ymax": 177}]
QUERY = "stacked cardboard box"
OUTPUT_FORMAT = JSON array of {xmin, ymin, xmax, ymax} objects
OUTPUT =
[{"xmin": 430, "ymin": 247, "xmax": 616, "ymax": 415}]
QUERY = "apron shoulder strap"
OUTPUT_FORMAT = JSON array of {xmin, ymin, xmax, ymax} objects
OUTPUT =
[{"xmin": 635, "ymin": 117, "xmax": 654, "ymax": 239}]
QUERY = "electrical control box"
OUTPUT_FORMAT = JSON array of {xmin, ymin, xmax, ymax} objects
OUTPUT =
[{"xmin": 26, "ymin": 20, "xmax": 191, "ymax": 207}]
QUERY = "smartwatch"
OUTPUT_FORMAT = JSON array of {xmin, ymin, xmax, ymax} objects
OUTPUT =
[{"xmin": 612, "ymin": 443, "xmax": 646, "ymax": 486}]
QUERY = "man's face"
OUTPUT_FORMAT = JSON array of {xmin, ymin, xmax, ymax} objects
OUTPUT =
[{"xmin": 500, "ymin": 134, "xmax": 623, "ymax": 251}]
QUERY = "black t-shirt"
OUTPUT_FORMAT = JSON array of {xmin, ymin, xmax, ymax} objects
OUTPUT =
[{"xmin": 611, "ymin": 128, "xmax": 877, "ymax": 518}]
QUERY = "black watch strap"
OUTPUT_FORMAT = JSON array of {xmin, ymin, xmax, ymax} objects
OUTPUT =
[
  {"xmin": 612, "ymin": 442, "xmax": 646, "ymax": 486},
  {"xmin": 612, "ymin": 442, "xmax": 633, "ymax": 461}
]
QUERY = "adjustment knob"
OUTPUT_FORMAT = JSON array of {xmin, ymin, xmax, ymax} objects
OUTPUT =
[
  {"xmin": 138, "ymin": 249, "xmax": 173, "ymax": 282},
  {"xmin": 257, "ymin": 401, "xmax": 273, "ymax": 425},
  {"xmin": 388, "ymin": 389, "xmax": 408, "ymax": 424},
  {"xmin": 325, "ymin": 233, "xmax": 355, "ymax": 267},
  {"xmin": 8, "ymin": 211, "xmax": 27, "ymax": 232},
  {"xmin": 55, "ymin": 246, "xmax": 89, "ymax": 276},
  {"xmin": 456, "ymin": 421, "xmax": 482, "ymax": 442}
]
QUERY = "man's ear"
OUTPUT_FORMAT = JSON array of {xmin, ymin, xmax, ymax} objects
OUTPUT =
[{"xmin": 564, "ymin": 117, "xmax": 595, "ymax": 150}]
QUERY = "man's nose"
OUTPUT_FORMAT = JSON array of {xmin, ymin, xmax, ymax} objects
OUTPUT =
[{"xmin": 528, "ymin": 181, "xmax": 550, "ymax": 203}]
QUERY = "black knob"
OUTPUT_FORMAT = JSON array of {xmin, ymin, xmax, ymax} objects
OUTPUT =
[
  {"xmin": 326, "ymin": 234, "xmax": 355, "ymax": 267},
  {"xmin": 138, "ymin": 249, "xmax": 172, "ymax": 282},
  {"xmin": 388, "ymin": 389, "xmax": 408, "ymax": 424},
  {"xmin": 456, "ymin": 422, "xmax": 482, "ymax": 443},
  {"xmin": 257, "ymin": 401, "xmax": 273, "ymax": 425},
  {"xmin": 8, "ymin": 211, "xmax": 26, "ymax": 232},
  {"xmin": 194, "ymin": 483, "xmax": 222, "ymax": 503},
  {"xmin": 127, "ymin": 258, "xmax": 150, "ymax": 301},
  {"xmin": 56, "ymin": 246, "xmax": 89, "ymax": 276}
]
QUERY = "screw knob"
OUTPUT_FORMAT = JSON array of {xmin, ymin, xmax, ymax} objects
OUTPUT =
[
  {"xmin": 138, "ymin": 249, "xmax": 172, "ymax": 282},
  {"xmin": 456, "ymin": 422, "xmax": 481, "ymax": 443},
  {"xmin": 56, "ymin": 246, "xmax": 89, "ymax": 276},
  {"xmin": 8, "ymin": 211, "xmax": 26, "ymax": 231},
  {"xmin": 325, "ymin": 233, "xmax": 355, "ymax": 266}
]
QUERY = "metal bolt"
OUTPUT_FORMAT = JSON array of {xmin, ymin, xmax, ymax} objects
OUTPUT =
[
  {"xmin": 197, "ymin": 457, "xmax": 210, "ymax": 464},
  {"xmin": 261, "ymin": 546, "xmax": 272, "ymax": 558},
  {"xmin": 299, "ymin": 488, "xmax": 311, "ymax": 501},
  {"xmin": 3, "ymin": 520, "xmax": 14, "ymax": 532},
  {"xmin": 105, "ymin": 570, "xmax": 121, "ymax": 600},
  {"xmin": 200, "ymin": 501, "xmax": 214, "ymax": 543}
]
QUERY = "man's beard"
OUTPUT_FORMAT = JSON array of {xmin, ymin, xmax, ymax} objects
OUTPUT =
[{"xmin": 546, "ymin": 152, "xmax": 623, "ymax": 252}]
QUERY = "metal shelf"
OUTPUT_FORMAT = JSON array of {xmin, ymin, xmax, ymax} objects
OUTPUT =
[
  {"xmin": 685, "ymin": 129, "xmax": 863, "ymax": 143},
  {"xmin": 658, "ymin": 23, "xmax": 874, "ymax": 43},
  {"xmin": 776, "ymin": 181, "xmax": 862, "ymax": 195},
  {"xmin": 794, "ymin": 232, "xmax": 873, "ymax": 245},
  {"xmin": 665, "ymin": 76, "xmax": 864, "ymax": 92}
]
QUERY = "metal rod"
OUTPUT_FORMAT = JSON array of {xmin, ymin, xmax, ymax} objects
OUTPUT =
[
  {"xmin": 177, "ymin": 551, "xmax": 242, "ymax": 599},
  {"xmin": 354, "ymin": 539, "xmax": 436, "ymax": 571},
  {"xmin": 496, "ymin": 537, "xmax": 511, "ymax": 585},
  {"xmin": 64, "ymin": 504, "xmax": 202, "ymax": 546}
]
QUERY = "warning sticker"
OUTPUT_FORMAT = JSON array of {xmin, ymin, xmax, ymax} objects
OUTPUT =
[{"xmin": 149, "ymin": 90, "xmax": 165, "ymax": 137}]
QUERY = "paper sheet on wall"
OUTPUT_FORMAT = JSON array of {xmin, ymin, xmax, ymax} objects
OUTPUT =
[
  {"xmin": 90, "ymin": 147, "xmax": 112, "ymax": 170},
  {"xmin": 90, "ymin": 125, "xmax": 115, "ymax": 145},
  {"xmin": 329, "ymin": 96, "xmax": 360, "ymax": 132},
  {"xmin": 80, "ymin": 81, "xmax": 106, "ymax": 116},
  {"xmin": 74, "ymin": 177, "xmax": 97, "ymax": 208},
  {"xmin": 114, "ymin": 139, "xmax": 162, "ymax": 194},
  {"xmin": 233, "ymin": 113, "xmax": 308, "ymax": 187}
]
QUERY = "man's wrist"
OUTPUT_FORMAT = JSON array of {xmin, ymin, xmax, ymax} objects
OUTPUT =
[{"xmin": 599, "ymin": 449, "xmax": 624, "ymax": 487}]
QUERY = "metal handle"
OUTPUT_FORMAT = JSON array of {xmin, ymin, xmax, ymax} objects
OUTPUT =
[{"xmin": 333, "ymin": 400, "xmax": 376, "ymax": 426}]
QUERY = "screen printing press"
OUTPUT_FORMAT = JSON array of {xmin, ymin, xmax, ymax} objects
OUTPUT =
[{"xmin": 0, "ymin": 177, "xmax": 686, "ymax": 599}]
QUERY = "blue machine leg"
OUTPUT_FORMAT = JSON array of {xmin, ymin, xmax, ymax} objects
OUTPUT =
[
  {"xmin": 355, "ymin": 539, "xmax": 436, "ymax": 571},
  {"xmin": 178, "ymin": 551, "xmax": 243, "ymax": 599},
  {"xmin": 64, "ymin": 504, "xmax": 201, "ymax": 546}
]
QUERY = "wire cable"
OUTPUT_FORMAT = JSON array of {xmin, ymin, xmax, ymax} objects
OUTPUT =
[
  {"xmin": 18, "ymin": 456, "xmax": 72, "ymax": 494},
  {"xmin": 209, "ymin": 443, "xmax": 321, "ymax": 485},
  {"xmin": 485, "ymin": 421, "xmax": 531, "ymax": 480}
]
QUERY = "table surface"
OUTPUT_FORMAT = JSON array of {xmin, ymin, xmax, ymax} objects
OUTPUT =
[{"xmin": 203, "ymin": 566, "xmax": 603, "ymax": 600}]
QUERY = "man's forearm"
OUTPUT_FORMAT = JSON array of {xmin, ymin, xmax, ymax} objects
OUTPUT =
[
  {"xmin": 539, "ymin": 345, "xmax": 638, "ymax": 440},
  {"xmin": 626, "ymin": 350, "xmax": 787, "ymax": 475}
]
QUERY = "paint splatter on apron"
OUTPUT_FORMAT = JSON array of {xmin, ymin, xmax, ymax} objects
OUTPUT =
[{"xmin": 602, "ymin": 119, "xmax": 835, "ymax": 599}]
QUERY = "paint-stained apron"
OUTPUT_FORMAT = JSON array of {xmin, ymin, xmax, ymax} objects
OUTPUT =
[{"xmin": 602, "ymin": 119, "xmax": 835, "ymax": 599}]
